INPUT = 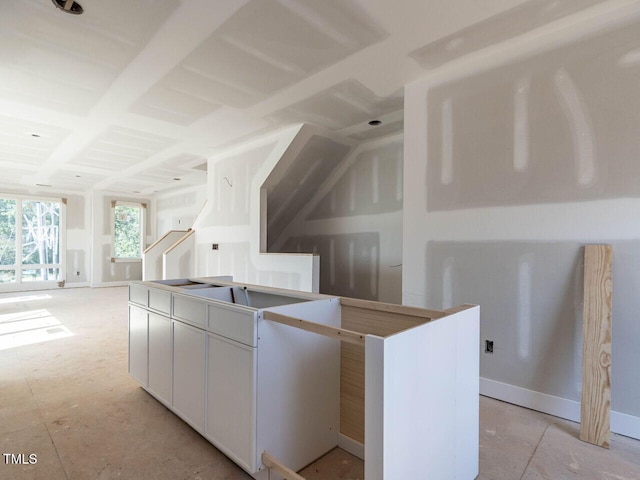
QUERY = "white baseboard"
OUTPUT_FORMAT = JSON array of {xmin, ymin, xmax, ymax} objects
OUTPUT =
[
  {"xmin": 480, "ymin": 377, "xmax": 640, "ymax": 440},
  {"xmin": 338, "ymin": 433, "xmax": 364, "ymax": 460},
  {"xmin": 90, "ymin": 281, "xmax": 132, "ymax": 288},
  {"xmin": 64, "ymin": 282, "xmax": 89, "ymax": 288}
]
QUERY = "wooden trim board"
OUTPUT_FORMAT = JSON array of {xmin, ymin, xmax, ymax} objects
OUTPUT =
[
  {"xmin": 580, "ymin": 244, "xmax": 612, "ymax": 448},
  {"xmin": 262, "ymin": 452, "xmax": 305, "ymax": 480},
  {"xmin": 340, "ymin": 296, "xmax": 447, "ymax": 320},
  {"xmin": 262, "ymin": 310, "xmax": 365, "ymax": 345}
]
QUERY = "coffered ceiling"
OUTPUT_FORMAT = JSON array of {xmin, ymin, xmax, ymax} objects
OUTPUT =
[{"xmin": 0, "ymin": 0, "xmax": 621, "ymax": 195}]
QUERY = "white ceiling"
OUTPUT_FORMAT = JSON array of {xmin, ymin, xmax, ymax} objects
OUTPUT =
[{"xmin": 0, "ymin": 0, "xmax": 617, "ymax": 195}]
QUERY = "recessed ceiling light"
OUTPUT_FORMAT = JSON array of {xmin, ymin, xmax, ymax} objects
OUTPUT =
[
  {"xmin": 31, "ymin": 133, "xmax": 41, "ymax": 138},
  {"xmin": 368, "ymin": 120, "xmax": 382, "ymax": 126},
  {"xmin": 51, "ymin": 0, "xmax": 83, "ymax": 14},
  {"xmin": 173, "ymin": 177, "xmax": 181, "ymax": 181},
  {"xmin": 75, "ymin": 175, "xmax": 81, "ymax": 178}
]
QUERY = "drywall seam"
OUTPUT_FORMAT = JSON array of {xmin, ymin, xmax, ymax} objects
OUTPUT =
[
  {"xmin": 409, "ymin": 199, "xmax": 640, "ymax": 243},
  {"xmin": 440, "ymin": 97, "xmax": 453, "ymax": 185},
  {"xmin": 513, "ymin": 76, "xmax": 530, "ymax": 172},
  {"xmin": 553, "ymin": 68, "xmax": 596, "ymax": 187},
  {"xmin": 287, "ymin": 212, "xmax": 401, "ymax": 237},
  {"xmin": 480, "ymin": 377, "xmax": 640, "ymax": 441}
]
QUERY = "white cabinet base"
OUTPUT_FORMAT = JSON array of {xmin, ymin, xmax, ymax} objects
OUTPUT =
[
  {"xmin": 148, "ymin": 312, "xmax": 172, "ymax": 406},
  {"xmin": 206, "ymin": 334, "xmax": 257, "ymax": 472},
  {"xmin": 128, "ymin": 305, "xmax": 148, "ymax": 387},
  {"xmin": 172, "ymin": 320, "xmax": 205, "ymax": 432}
]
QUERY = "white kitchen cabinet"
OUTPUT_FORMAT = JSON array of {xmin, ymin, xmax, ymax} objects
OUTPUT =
[
  {"xmin": 148, "ymin": 312, "xmax": 172, "ymax": 406},
  {"xmin": 206, "ymin": 333, "xmax": 257, "ymax": 472},
  {"xmin": 128, "ymin": 278, "xmax": 479, "ymax": 480},
  {"xmin": 128, "ymin": 304, "xmax": 148, "ymax": 387},
  {"xmin": 148, "ymin": 288, "xmax": 171, "ymax": 315},
  {"xmin": 172, "ymin": 320, "xmax": 206, "ymax": 432}
]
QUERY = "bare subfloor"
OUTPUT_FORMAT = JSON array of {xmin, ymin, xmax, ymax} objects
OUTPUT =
[{"xmin": 1, "ymin": 287, "xmax": 639, "ymax": 480}]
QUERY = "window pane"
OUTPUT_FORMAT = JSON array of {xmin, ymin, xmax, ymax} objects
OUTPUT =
[
  {"xmin": 21, "ymin": 201, "xmax": 60, "ymax": 266},
  {"xmin": 21, "ymin": 268, "xmax": 60, "ymax": 282},
  {"xmin": 114, "ymin": 205, "xmax": 141, "ymax": 258},
  {"xmin": 0, "ymin": 198, "xmax": 16, "ymax": 266},
  {"xmin": 0, "ymin": 269, "xmax": 16, "ymax": 283}
]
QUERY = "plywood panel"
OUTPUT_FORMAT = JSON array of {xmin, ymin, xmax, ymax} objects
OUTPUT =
[
  {"xmin": 340, "ymin": 342, "xmax": 365, "ymax": 443},
  {"xmin": 339, "ymin": 303, "xmax": 431, "ymax": 443},
  {"xmin": 580, "ymin": 244, "xmax": 612, "ymax": 448}
]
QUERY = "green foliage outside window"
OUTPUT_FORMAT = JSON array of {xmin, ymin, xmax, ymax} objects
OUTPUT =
[
  {"xmin": 114, "ymin": 205, "xmax": 142, "ymax": 258},
  {"xmin": 0, "ymin": 197, "xmax": 61, "ymax": 282},
  {"xmin": 21, "ymin": 201, "xmax": 60, "ymax": 266}
]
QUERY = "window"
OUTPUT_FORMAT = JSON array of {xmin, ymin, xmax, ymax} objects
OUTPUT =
[
  {"xmin": 112, "ymin": 201, "xmax": 145, "ymax": 261},
  {"xmin": 0, "ymin": 195, "xmax": 65, "ymax": 287}
]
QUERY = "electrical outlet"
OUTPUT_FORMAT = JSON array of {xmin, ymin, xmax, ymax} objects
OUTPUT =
[
  {"xmin": 212, "ymin": 243, "xmax": 219, "ymax": 250},
  {"xmin": 75, "ymin": 271, "xmax": 80, "ymax": 276},
  {"xmin": 485, "ymin": 340, "xmax": 494, "ymax": 353}
]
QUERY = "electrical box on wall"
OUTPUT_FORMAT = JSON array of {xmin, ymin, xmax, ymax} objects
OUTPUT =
[{"xmin": 212, "ymin": 243, "xmax": 219, "ymax": 250}]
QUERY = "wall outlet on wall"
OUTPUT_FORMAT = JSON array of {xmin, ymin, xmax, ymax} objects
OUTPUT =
[
  {"xmin": 212, "ymin": 243, "xmax": 219, "ymax": 250},
  {"xmin": 485, "ymin": 340, "xmax": 494, "ymax": 353},
  {"xmin": 75, "ymin": 271, "xmax": 80, "ymax": 276}
]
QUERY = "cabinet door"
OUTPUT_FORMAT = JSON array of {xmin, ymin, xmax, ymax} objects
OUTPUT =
[
  {"xmin": 148, "ymin": 313, "xmax": 172, "ymax": 405},
  {"xmin": 172, "ymin": 320, "xmax": 206, "ymax": 432},
  {"xmin": 128, "ymin": 305, "xmax": 148, "ymax": 386},
  {"xmin": 206, "ymin": 333, "xmax": 257, "ymax": 473}
]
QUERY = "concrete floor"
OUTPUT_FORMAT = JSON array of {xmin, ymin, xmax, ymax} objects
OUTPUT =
[{"xmin": 0, "ymin": 286, "xmax": 639, "ymax": 480}]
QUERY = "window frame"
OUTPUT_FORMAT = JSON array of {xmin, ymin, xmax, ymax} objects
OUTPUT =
[
  {"xmin": 0, "ymin": 193, "xmax": 66, "ymax": 290},
  {"xmin": 110, "ymin": 200, "xmax": 146, "ymax": 263}
]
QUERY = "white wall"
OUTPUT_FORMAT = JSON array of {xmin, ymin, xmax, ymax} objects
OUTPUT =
[
  {"xmin": 155, "ymin": 184, "xmax": 207, "ymax": 235},
  {"xmin": 64, "ymin": 192, "xmax": 91, "ymax": 286},
  {"xmin": 193, "ymin": 125, "xmax": 319, "ymax": 292},
  {"xmin": 403, "ymin": 4, "xmax": 640, "ymax": 439},
  {"xmin": 90, "ymin": 191, "xmax": 154, "ymax": 286}
]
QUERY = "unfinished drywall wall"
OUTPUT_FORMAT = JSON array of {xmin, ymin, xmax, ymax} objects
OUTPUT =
[
  {"xmin": 65, "ymin": 193, "xmax": 91, "ymax": 285},
  {"xmin": 425, "ymin": 19, "xmax": 640, "ymax": 212},
  {"xmin": 264, "ymin": 134, "xmax": 352, "ymax": 251},
  {"xmin": 426, "ymin": 240, "xmax": 640, "ymax": 419},
  {"xmin": 193, "ymin": 125, "xmax": 319, "ymax": 292},
  {"xmin": 155, "ymin": 184, "xmax": 207, "ymax": 235},
  {"xmin": 274, "ymin": 135, "xmax": 403, "ymax": 303},
  {"xmin": 404, "ymin": 6, "xmax": 640, "ymax": 438},
  {"xmin": 90, "ymin": 191, "xmax": 154, "ymax": 286}
]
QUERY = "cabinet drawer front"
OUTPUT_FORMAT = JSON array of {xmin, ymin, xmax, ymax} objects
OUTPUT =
[
  {"xmin": 207, "ymin": 305, "xmax": 256, "ymax": 346},
  {"xmin": 148, "ymin": 288, "xmax": 171, "ymax": 315},
  {"xmin": 172, "ymin": 294, "xmax": 206, "ymax": 326},
  {"xmin": 129, "ymin": 284, "xmax": 148, "ymax": 307}
]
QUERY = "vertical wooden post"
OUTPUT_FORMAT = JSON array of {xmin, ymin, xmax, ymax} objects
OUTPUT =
[{"xmin": 580, "ymin": 244, "xmax": 612, "ymax": 448}]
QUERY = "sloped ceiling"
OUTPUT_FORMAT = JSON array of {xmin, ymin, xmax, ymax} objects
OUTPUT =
[{"xmin": 0, "ymin": 0, "xmax": 622, "ymax": 195}]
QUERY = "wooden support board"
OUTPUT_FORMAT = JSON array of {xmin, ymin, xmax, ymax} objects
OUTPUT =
[
  {"xmin": 262, "ymin": 310, "xmax": 365, "ymax": 345},
  {"xmin": 262, "ymin": 452, "xmax": 305, "ymax": 480},
  {"xmin": 580, "ymin": 244, "xmax": 612, "ymax": 448}
]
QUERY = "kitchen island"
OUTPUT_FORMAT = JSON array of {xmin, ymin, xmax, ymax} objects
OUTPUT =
[{"xmin": 128, "ymin": 277, "xmax": 479, "ymax": 480}]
